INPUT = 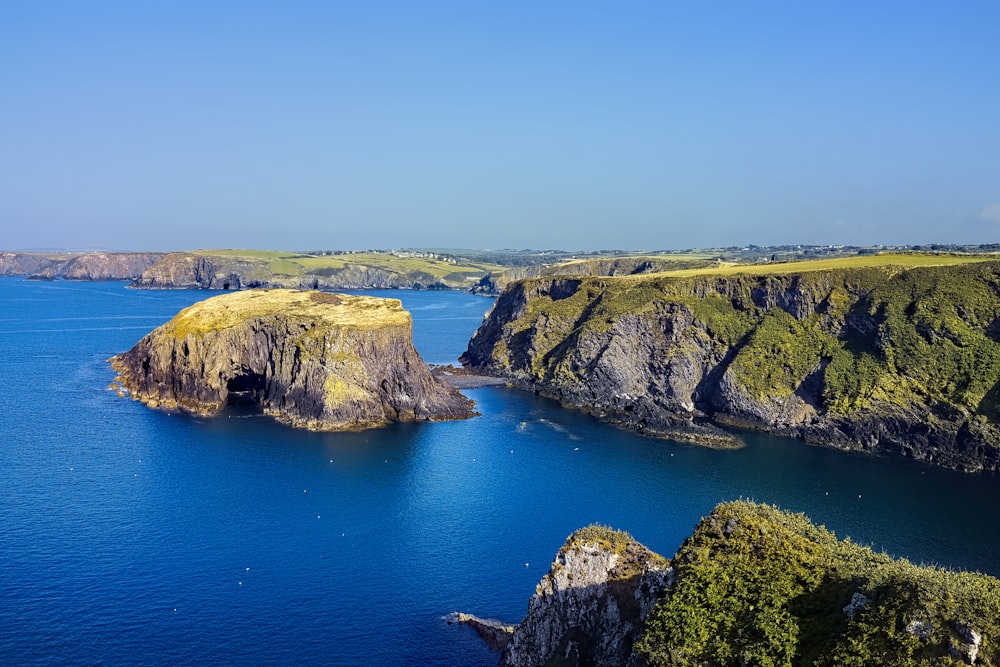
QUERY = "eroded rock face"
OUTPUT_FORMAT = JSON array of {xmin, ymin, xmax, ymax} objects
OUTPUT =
[
  {"xmin": 132, "ymin": 251, "xmax": 459, "ymax": 290},
  {"xmin": 109, "ymin": 289, "xmax": 474, "ymax": 430},
  {"xmin": 500, "ymin": 527, "xmax": 672, "ymax": 667},
  {"xmin": 0, "ymin": 251, "xmax": 164, "ymax": 280},
  {"xmin": 462, "ymin": 263, "xmax": 1000, "ymax": 471},
  {"xmin": 464, "ymin": 504, "xmax": 1000, "ymax": 666}
]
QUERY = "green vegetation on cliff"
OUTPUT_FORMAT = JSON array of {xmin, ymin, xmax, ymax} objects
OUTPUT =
[
  {"xmin": 475, "ymin": 501, "xmax": 1000, "ymax": 666},
  {"xmin": 167, "ymin": 249, "xmax": 503, "ymax": 289},
  {"xmin": 652, "ymin": 252, "xmax": 994, "ymax": 278},
  {"xmin": 637, "ymin": 501, "xmax": 1000, "ymax": 666},
  {"xmin": 483, "ymin": 256, "xmax": 1000, "ymax": 413},
  {"xmin": 168, "ymin": 288, "xmax": 410, "ymax": 338},
  {"xmin": 110, "ymin": 289, "xmax": 474, "ymax": 430},
  {"xmin": 464, "ymin": 254, "xmax": 1000, "ymax": 470}
]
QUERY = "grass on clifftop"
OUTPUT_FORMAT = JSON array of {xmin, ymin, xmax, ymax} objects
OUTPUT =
[
  {"xmin": 567, "ymin": 524, "xmax": 636, "ymax": 554},
  {"xmin": 491, "ymin": 257, "xmax": 1000, "ymax": 419},
  {"xmin": 646, "ymin": 252, "xmax": 997, "ymax": 279},
  {"xmin": 191, "ymin": 249, "xmax": 502, "ymax": 282},
  {"xmin": 637, "ymin": 501, "xmax": 1000, "ymax": 667},
  {"xmin": 169, "ymin": 289, "xmax": 410, "ymax": 337}
]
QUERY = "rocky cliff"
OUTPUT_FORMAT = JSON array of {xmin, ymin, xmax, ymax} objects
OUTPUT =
[
  {"xmin": 464, "ymin": 502, "xmax": 1000, "ymax": 666},
  {"xmin": 462, "ymin": 259, "xmax": 1000, "ymax": 471},
  {"xmin": 131, "ymin": 251, "xmax": 490, "ymax": 290},
  {"xmin": 471, "ymin": 256, "xmax": 715, "ymax": 296},
  {"xmin": 500, "ymin": 526, "xmax": 672, "ymax": 667},
  {"xmin": 131, "ymin": 252, "xmax": 273, "ymax": 289},
  {"xmin": 110, "ymin": 289, "xmax": 474, "ymax": 430},
  {"xmin": 0, "ymin": 251, "xmax": 164, "ymax": 280}
]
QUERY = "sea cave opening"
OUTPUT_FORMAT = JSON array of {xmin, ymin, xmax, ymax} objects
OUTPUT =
[{"xmin": 225, "ymin": 371, "xmax": 267, "ymax": 414}]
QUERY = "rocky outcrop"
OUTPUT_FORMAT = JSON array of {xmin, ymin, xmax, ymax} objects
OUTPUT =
[
  {"xmin": 444, "ymin": 613, "xmax": 516, "ymax": 651},
  {"xmin": 462, "ymin": 502, "xmax": 1000, "ymax": 666},
  {"xmin": 109, "ymin": 289, "xmax": 474, "ymax": 430},
  {"xmin": 0, "ymin": 252, "xmax": 67, "ymax": 276},
  {"xmin": 471, "ymin": 257, "xmax": 714, "ymax": 296},
  {"xmin": 482, "ymin": 526, "xmax": 672, "ymax": 667},
  {"xmin": 60, "ymin": 252, "xmax": 165, "ymax": 280},
  {"xmin": 131, "ymin": 253, "xmax": 271, "ymax": 290},
  {"xmin": 0, "ymin": 251, "xmax": 164, "ymax": 280},
  {"xmin": 132, "ymin": 251, "xmax": 482, "ymax": 291},
  {"xmin": 462, "ymin": 260, "xmax": 1000, "ymax": 471}
]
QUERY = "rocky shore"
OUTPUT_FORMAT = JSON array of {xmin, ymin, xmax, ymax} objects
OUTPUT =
[
  {"xmin": 462, "ymin": 260, "xmax": 1000, "ymax": 471},
  {"xmin": 110, "ymin": 289, "xmax": 475, "ymax": 430},
  {"xmin": 458, "ymin": 502, "xmax": 1000, "ymax": 666}
]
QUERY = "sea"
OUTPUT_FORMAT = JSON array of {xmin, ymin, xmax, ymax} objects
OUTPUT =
[{"xmin": 1, "ymin": 278, "xmax": 999, "ymax": 666}]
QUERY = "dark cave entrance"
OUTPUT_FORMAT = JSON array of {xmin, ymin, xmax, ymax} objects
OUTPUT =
[{"xmin": 225, "ymin": 371, "xmax": 267, "ymax": 414}]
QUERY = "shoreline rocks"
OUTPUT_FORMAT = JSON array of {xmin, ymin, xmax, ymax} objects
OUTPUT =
[
  {"xmin": 458, "ymin": 503, "xmax": 1000, "ymax": 666},
  {"xmin": 109, "ymin": 289, "xmax": 475, "ymax": 430},
  {"xmin": 461, "ymin": 263, "xmax": 1000, "ymax": 472}
]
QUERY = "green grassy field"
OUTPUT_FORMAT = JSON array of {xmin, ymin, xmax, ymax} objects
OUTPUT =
[
  {"xmin": 555, "ymin": 253, "xmax": 718, "ymax": 268},
  {"xmin": 647, "ymin": 252, "xmax": 999, "ymax": 279},
  {"xmin": 191, "ymin": 249, "xmax": 502, "ymax": 282}
]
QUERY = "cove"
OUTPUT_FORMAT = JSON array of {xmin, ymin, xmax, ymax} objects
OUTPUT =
[{"xmin": 0, "ymin": 279, "xmax": 998, "ymax": 666}]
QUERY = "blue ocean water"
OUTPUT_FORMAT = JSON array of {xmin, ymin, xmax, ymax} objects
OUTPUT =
[{"xmin": 1, "ymin": 279, "xmax": 999, "ymax": 666}]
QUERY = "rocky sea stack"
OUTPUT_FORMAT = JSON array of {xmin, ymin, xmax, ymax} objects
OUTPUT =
[{"xmin": 109, "ymin": 289, "xmax": 474, "ymax": 430}]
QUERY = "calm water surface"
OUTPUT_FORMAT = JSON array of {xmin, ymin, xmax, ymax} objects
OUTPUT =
[{"xmin": 1, "ymin": 279, "xmax": 998, "ymax": 665}]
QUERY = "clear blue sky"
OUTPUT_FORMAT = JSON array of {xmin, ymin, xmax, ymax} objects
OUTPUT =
[{"xmin": 2, "ymin": 1, "xmax": 998, "ymax": 251}]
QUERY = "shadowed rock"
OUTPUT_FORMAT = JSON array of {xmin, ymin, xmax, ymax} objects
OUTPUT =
[
  {"xmin": 459, "ymin": 525, "xmax": 672, "ymax": 667},
  {"xmin": 460, "ymin": 503, "xmax": 1000, "ymax": 666},
  {"xmin": 109, "ymin": 289, "xmax": 475, "ymax": 430},
  {"xmin": 462, "ymin": 261, "xmax": 1000, "ymax": 471},
  {"xmin": 444, "ymin": 613, "xmax": 515, "ymax": 651}
]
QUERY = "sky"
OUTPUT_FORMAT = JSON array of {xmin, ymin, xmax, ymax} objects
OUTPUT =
[{"xmin": 2, "ymin": 1, "xmax": 998, "ymax": 252}]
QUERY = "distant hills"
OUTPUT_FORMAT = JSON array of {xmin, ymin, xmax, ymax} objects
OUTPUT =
[{"xmin": 4, "ymin": 244, "xmax": 1000, "ymax": 295}]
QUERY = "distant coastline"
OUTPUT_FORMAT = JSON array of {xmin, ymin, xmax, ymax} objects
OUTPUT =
[{"xmin": 5, "ymin": 244, "xmax": 1000, "ymax": 295}]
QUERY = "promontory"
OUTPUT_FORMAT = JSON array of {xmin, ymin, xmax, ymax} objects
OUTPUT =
[
  {"xmin": 462, "ymin": 255, "xmax": 1000, "ymax": 471},
  {"xmin": 458, "ymin": 501, "xmax": 1000, "ymax": 666},
  {"xmin": 110, "ymin": 289, "xmax": 474, "ymax": 429}
]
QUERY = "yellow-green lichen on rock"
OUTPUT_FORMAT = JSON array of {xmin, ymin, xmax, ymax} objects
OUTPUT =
[
  {"xmin": 468, "ymin": 501, "xmax": 1000, "ymax": 666},
  {"xmin": 110, "ymin": 289, "xmax": 474, "ymax": 430},
  {"xmin": 462, "ymin": 258, "xmax": 1000, "ymax": 471}
]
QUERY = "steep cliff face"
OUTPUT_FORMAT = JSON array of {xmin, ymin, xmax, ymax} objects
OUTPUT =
[
  {"xmin": 110, "ymin": 289, "xmax": 474, "ymax": 430},
  {"xmin": 131, "ymin": 253, "xmax": 271, "ymax": 289},
  {"xmin": 501, "ymin": 526, "xmax": 672, "ymax": 667},
  {"xmin": 471, "ymin": 256, "xmax": 715, "ymax": 296},
  {"xmin": 462, "ymin": 261, "xmax": 1000, "ymax": 471},
  {"xmin": 132, "ymin": 251, "xmax": 480, "ymax": 290},
  {"xmin": 464, "ymin": 503, "xmax": 1000, "ymax": 666},
  {"xmin": 0, "ymin": 252, "xmax": 164, "ymax": 279},
  {"xmin": 60, "ymin": 253, "xmax": 165, "ymax": 280},
  {"xmin": 0, "ymin": 252, "xmax": 68, "ymax": 276}
]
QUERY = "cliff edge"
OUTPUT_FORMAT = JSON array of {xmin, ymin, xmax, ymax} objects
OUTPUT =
[
  {"xmin": 110, "ymin": 289, "xmax": 474, "ymax": 430},
  {"xmin": 463, "ymin": 502, "xmax": 1000, "ymax": 666},
  {"xmin": 462, "ymin": 258, "xmax": 1000, "ymax": 471},
  {"xmin": 0, "ymin": 251, "xmax": 164, "ymax": 280},
  {"xmin": 500, "ymin": 525, "xmax": 672, "ymax": 667},
  {"xmin": 130, "ymin": 250, "xmax": 494, "ymax": 290}
]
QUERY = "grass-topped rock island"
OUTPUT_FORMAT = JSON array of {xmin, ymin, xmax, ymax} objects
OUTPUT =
[{"xmin": 110, "ymin": 289, "xmax": 475, "ymax": 430}]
